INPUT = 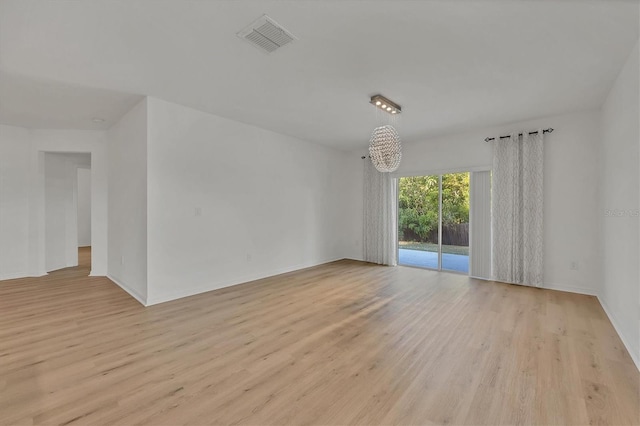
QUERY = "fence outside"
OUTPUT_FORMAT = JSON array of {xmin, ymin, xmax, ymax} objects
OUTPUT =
[{"xmin": 425, "ymin": 223, "xmax": 469, "ymax": 246}]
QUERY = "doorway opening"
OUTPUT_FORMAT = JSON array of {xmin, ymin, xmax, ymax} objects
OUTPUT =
[
  {"xmin": 77, "ymin": 247, "xmax": 92, "ymax": 275},
  {"xmin": 398, "ymin": 173, "xmax": 470, "ymax": 273},
  {"xmin": 76, "ymin": 166, "xmax": 92, "ymax": 274},
  {"xmin": 44, "ymin": 152, "xmax": 91, "ymax": 275}
]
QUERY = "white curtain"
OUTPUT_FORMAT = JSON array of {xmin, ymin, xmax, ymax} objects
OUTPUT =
[
  {"xmin": 470, "ymin": 171, "xmax": 492, "ymax": 279},
  {"xmin": 492, "ymin": 131, "xmax": 544, "ymax": 286},
  {"xmin": 363, "ymin": 159, "xmax": 397, "ymax": 266}
]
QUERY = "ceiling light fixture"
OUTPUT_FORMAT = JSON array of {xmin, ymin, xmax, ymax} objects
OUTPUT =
[
  {"xmin": 370, "ymin": 94, "xmax": 401, "ymax": 115},
  {"xmin": 368, "ymin": 94, "xmax": 402, "ymax": 173}
]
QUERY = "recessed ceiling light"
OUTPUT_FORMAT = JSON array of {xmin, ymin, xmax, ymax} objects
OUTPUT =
[
  {"xmin": 92, "ymin": 117, "xmax": 105, "ymax": 123},
  {"xmin": 376, "ymin": 101, "xmax": 381, "ymax": 106},
  {"xmin": 381, "ymin": 104, "xmax": 387, "ymax": 109}
]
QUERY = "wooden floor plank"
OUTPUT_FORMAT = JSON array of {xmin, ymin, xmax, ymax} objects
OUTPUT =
[{"xmin": 0, "ymin": 247, "xmax": 638, "ymax": 425}]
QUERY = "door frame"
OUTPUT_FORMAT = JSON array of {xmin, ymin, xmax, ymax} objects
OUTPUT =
[{"xmin": 395, "ymin": 166, "xmax": 490, "ymax": 274}]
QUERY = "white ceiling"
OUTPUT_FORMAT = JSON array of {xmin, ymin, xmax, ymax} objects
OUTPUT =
[
  {"xmin": 0, "ymin": 0, "xmax": 638, "ymax": 150},
  {"xmin": 0, "ymin": 71, "xmax": 142, "ymax": 130}
]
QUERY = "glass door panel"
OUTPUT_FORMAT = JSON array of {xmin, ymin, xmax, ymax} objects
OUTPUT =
[
  {"xmin": 398, "ymin": 172, "xmax": 470, "ymax": 274},
  {"xmin": 398, "ymin": 175, "xmax": 440, "ymax": 269},
  {"xmin": 441, "ymin": 173, "xmax": 470, "ymax": 273}
]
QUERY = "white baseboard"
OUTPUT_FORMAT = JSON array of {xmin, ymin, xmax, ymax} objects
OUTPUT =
[
  {"xmin": 0, "ymin": 270, "xmax": 48, "ymax": 281},
  {"xmin": 467, "ymin": 276, "xmax": 597, "ymax": 297},
  {"xmin": 106, "ymin": 274, "xmax": 147, "ymax": 307},
  {"xmin": 146, "ymin": 257, "xmax": 344, "ymax": 306},
  {"xmin": 597, "ymin": 295, "xmax": 640, "ymax": 371},
  {"xmin": 0, "ymin": 271, "xmax": 28, "ymax": 281},
  {"xmin": 542, "ymin": 282, "xmax": 597, "ymax": 296}
]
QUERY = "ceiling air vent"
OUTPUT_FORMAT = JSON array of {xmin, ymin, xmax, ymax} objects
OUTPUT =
[{"xmin": 237, "ymin": 15, "xmax": 296, "ymax": 54}]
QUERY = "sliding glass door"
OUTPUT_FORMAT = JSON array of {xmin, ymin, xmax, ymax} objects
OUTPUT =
[
  {"xmin": 398, "ymin": 175, "xmax": 440, "ymax": 269},
  {"xmin": 440, "ymin": 173, "xmax": 470, "ymax": 272},
  {"xmin": 398, "ymin": 172, "xmax": 470, "ymax": 273}
]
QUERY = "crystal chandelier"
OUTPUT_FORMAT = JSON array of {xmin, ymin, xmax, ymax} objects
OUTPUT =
[
  {"xmin": 368, "ymin": 95, "xmax": 402, "ymax": 172},
  {"xmin": 369, "ymin": 125, "xmax": 402, "ymax": 172}
]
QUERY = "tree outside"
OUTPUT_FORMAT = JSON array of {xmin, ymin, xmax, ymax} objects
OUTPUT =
[{"xmin": 398, "ymin": 173, "xmax": 469, "ymax": 255}]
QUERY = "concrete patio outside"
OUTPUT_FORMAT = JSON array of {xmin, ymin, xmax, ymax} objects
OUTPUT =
[{"xmin": 398, "ymin": 248, "xmax": 469, "ymax": 273}]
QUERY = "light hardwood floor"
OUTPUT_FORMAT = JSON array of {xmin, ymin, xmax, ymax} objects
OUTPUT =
[{"xmin": 1, "ymin": 248, "xmax": 638, "ymax": 425}]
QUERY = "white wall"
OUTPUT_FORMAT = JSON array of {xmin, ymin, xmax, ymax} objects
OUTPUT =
[
  {"xmin": 600, "ymin": 40, "xmax": 639, "ymax": 367},
  {"xmin": 392, "ymin": 109, "xmax": 602, "ymax": 295},
  {"xmin": 107, "ymin": 98, "xmax": 148, "ymax": 303},
  {"xmin": 0, "ymin": 126, "xmax": 107, "ymax": 278},
  {"xmin": 45, "ymin": 153, "xmax": 75, "ymax": 271},
  {"xmin": 0, "ymin": 125, "xmax": 31, "ymax": 280},
  {"xmin": 341, "ymin": 157, "xmax": 365, "ymax": 261},
  {"xmin": 77, "ymin": 167, "xmax": 91, "ymax": 247},
  {"xmin": 145, "ymin": 97, "xmax": 359, "ymax": 305}
]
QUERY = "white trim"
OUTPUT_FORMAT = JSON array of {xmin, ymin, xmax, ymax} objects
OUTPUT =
[
  {"xmin": 471, "ymin": 277, "xmax": 598, "ymax": 296},
  {"xmin": 469, "ymin": 275, "xmax": 493, "ymax": 282},
  {"xmin": 0, "ymin": 272, "xmax": 29, "ymax": 281},
  {"xmin": 0, "ymin": 270, "xmax": 48, "ymax": 280},
  {"xmin": 541, "ymin": 282, "xmax": 598, "ymax": 296},
  {"xmin": 107, "ymin": 274, "xmax": 147, "ymax": 306},
  {"xmin": 394, "ymin": 165, "xmax": 492, "ymax": 178},
  {"xmin": 598, "ymin": 295, "xmax": 640, "ymax": 371},
  {"xmin": 146, "ymin": 257, "xmax": 343, "ymax": 306}
]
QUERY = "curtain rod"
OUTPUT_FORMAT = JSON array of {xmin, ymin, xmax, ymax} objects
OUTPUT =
[{"xmin": 484, "ymin": 128, "xmax": 554, "ymax": 143}]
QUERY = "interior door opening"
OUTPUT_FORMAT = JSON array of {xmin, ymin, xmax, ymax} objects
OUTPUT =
[
  {"xmin": 398, "ymin": 172, "xmax": 470, "ymax": 273},
  {"xmin": 44, "ymin": 152, "xmax": 91, "ymax": 274},
  {"xmin": 76, "ymin": 166, "xmax": 92, "ymax": 275}
]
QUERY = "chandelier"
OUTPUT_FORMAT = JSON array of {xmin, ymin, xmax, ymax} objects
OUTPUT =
[
  {"xmin": 369, "ymin": 95, "xmax": 402, "ymax": 172},
  {"xmin": 369, "ymin": 125, "xmax": 402, "ymax": 172}
]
